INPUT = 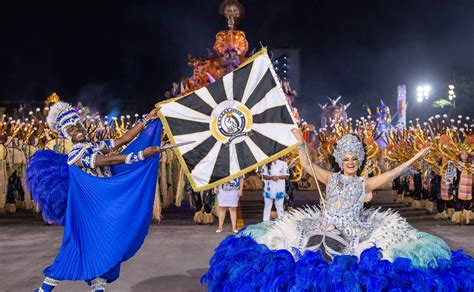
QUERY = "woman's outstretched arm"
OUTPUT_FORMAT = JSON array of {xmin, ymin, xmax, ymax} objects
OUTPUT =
[{"xmin": 365, "ymin": 147, "xmax": 430, "ymax": 192}]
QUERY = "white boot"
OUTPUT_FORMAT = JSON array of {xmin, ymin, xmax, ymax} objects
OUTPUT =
[
  {"xmin": 395, "ymin": 194, "xmax": 403, "ymax": 203},
  {"xmin": 447, "ymin": 208, "xmax": 455, "ymax": 219},
  {"xmin": 440, "ymin": 210, "xmax": 449, "ymax": 220},
  {"xmin": 463, "ymin": 210, "xmax": 471, "ymax": 225},
  {"xmin": 90, "ymin": 277, "xmax": 106, "ymax": 292},
  {"xmin": 425, "ymin": 201, "xmax": 435, "ymax": 213},
  {"xmin": 413, "ymin": 200, "xmax": 423, "ymax": 209},
  {"xmin": 452, "ymin": 211, "xmax": 462, "ymax": 225}
]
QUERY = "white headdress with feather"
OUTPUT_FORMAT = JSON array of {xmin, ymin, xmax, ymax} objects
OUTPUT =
[{"xmin": 46, "ymin": 102, "xmax": 81, "ymax": 139}]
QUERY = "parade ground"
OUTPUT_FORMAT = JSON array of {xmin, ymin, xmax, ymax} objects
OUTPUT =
[{"xmin": 1, "ymin": 190, "xmax": 473, "ymax": 292}]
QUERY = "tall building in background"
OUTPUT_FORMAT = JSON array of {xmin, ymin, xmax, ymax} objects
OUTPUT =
[
  {"xmin": 397, "ymin": 85, "xmax": 407, "ymax": 128},
  {"xmin": 271, "ymin": 49, "xmax": 301, "ymax": 93}
]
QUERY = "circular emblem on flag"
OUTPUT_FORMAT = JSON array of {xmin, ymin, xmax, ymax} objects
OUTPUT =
[
  {"xmin": 217, "ymin": 108, "xmax": 246, "ymax": 136},
  {"xmin": 211, "ymin": 100, "xmax": 252, "ymax": 143}
]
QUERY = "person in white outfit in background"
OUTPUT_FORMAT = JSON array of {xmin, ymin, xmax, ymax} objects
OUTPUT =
[
  {"xmin": 215, "ymin": 177, "xmax": 243, "ymax": 233},
  {"xmin": 261, "ymin": 159, "xmax": 289, "ymax": 221}
]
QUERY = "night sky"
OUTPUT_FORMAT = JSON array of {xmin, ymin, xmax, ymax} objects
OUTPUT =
[{"xmin": 1, "ymin": 0, "xmax": 474, "ymax": 124}]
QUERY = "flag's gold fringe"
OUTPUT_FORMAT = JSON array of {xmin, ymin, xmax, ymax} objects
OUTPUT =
[
  {"xmin": 235, "ymin": 46, "xmax": 268, "ymax": 70},
  {"xmin": 154, "ymin": 47, "xmax": 268, "ymax": 108},
  {"xmin": 157, "ymin": 107, "xmax": 297, "ymax": 191}
]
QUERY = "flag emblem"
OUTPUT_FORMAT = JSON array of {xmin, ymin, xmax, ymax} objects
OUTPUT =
[{"xmin": 211, "ymin": 100, "xmax": 252, "ymax": 143}]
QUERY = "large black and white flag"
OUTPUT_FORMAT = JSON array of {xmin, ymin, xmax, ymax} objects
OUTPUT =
[{"xmin": 157, "ymin": 49, "xmax": 298, "ymax": 191}]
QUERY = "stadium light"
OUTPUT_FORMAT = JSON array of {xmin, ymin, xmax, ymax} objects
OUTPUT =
[
  {"xmin": 416, "ymin": 84, "xmax": 431, "ymax": 101},
  {"xmin": 448, "ymin": 84, "xmax": 455, "ymax": 100}
]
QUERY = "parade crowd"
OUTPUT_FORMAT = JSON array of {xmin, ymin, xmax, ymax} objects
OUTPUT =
[{"xmin": 2, "ymin": 97, "xmax": 472, "ymax": 230}]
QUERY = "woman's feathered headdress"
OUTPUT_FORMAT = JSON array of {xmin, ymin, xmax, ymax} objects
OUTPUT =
[
  {"xmin": 46, "ymin": 102, "xmax": 81, "ymax": 139},
  {"xmin": 332, "ymin": 134, "xmax": 365, "ymax": 168}
]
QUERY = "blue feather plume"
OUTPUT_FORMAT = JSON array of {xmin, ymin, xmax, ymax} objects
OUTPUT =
[
  {"xmin": 26, "ymin": 150, "xmax": 69, "ymax": 225},
  {"xmin": 202, "ymin": 235, "xmax": 474, "ymax": 292}
]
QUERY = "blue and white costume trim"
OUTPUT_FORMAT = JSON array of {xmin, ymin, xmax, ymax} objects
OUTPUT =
[
  {"xmin": 67, "ymin": 140, "xmax": 115, "ymax": 177},
  {"xmin": 261, "ymin": 160, "xmax": 288, "ymax": 200},
  {"xmin": 263, "ymin": 191, "xmax": 286, "ymax": 199}
]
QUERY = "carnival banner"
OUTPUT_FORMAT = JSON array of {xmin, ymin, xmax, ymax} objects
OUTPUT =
[{"xmin": 157, "ymin": 49, "xmax": 298, "ymax": 191}]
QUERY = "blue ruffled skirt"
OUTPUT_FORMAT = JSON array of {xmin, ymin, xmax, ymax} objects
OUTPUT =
[{"xmin": 202, "ymin": 235, "xmax": 474, "ymax": 291}]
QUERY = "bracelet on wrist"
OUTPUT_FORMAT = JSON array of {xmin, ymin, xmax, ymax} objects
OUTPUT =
[
  {"xmin": 125, "ymin": 152, "xmax": 140, "ymax": 164},
  {"xmin": 298, "ymin": 143, "xmax": 306, "ymax": 150},
  {"xmin": 138, "ymin": 150, "xmax": 145, "ymax": 161}
]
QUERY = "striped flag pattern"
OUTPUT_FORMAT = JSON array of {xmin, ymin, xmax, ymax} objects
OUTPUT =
[{"xmin": 157, "ymin": 49, "xmax": 298, "ymax": 191}]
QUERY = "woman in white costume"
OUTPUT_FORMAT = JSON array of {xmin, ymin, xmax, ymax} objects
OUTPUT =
[
  {"xmin": 215, "ymin": 177, "xmax": 243, "ymax": 233},
  {"xmin": 202, "ymin": 130, "xmax": 474, "ymax": 291},
  {"xmin": 234, "ymin": 130, "xmax": 449, "ymax": 266}
]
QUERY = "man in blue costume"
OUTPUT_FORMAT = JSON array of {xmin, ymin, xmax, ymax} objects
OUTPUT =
[{"xmin": 31, "ymin": 102, "xmax": 163, "ymax": 292}]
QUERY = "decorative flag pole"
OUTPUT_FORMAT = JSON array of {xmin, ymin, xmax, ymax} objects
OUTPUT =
[{"xmin": 302, "ymin": 144, "xmax": 327, "ymax": 209}]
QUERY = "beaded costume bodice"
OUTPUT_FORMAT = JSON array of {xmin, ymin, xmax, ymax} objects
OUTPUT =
[
  {"xmin": 325, "ymin": 173, "xmax": 366, "ymax": 226},
  {"xmin": 321, "ymin": 172, "xmax": 373, "ymax": 249}
]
